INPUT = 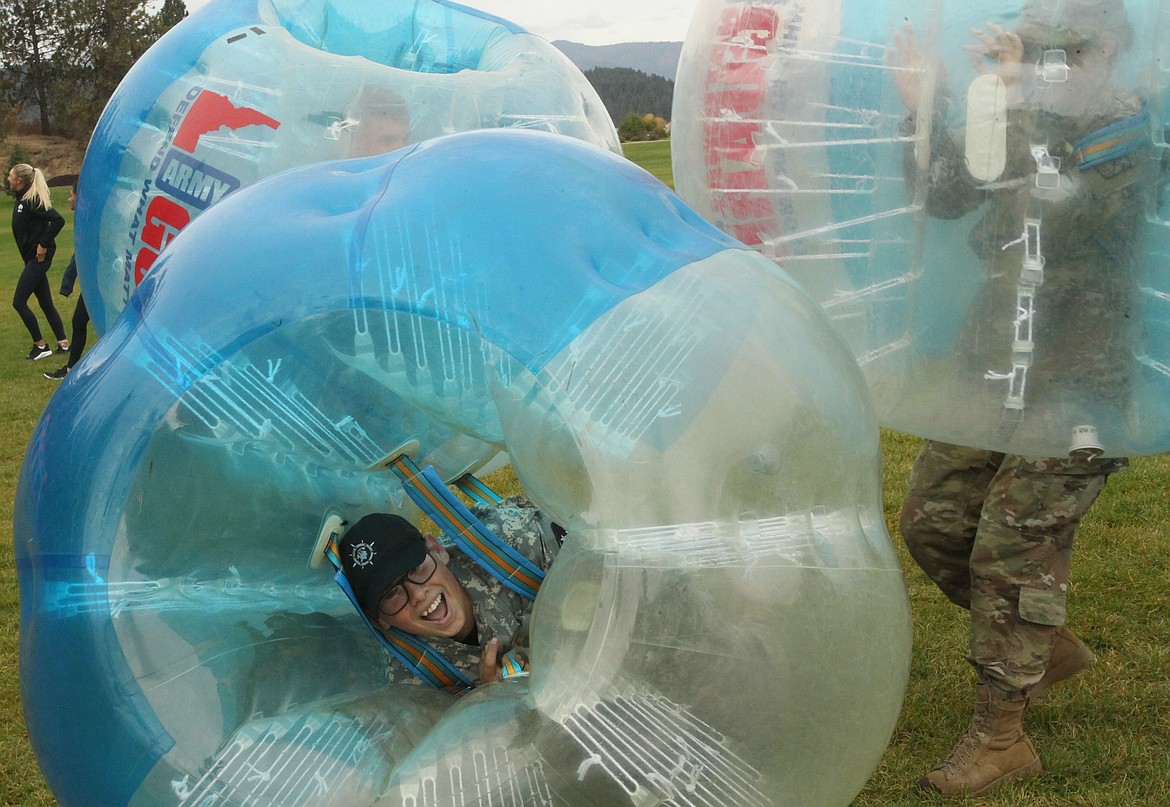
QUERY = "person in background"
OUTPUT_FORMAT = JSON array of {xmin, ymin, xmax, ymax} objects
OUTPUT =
[
  {"xmin": 891, "ymin": 0, "xmax": 1147, "ymax": 797},
  {"xmin": 44, "ymin": 183, "xmax": 89, "ymax": 380},
  {"xmin": 8, "ymin": 163, "xmax": 68, "ymax": 361},
  {"xmin": 348, "ymin": 85, "xmax": 412, "ymax": 158}
]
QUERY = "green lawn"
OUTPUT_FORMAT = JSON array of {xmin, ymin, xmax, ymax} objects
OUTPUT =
[
  {"xmin": 2, "ymin": 147, "xmax": 1169, "ymax": 806},
  {"xmin": 622, "ymin": 139, "xmax": 673, "ymax": 188}
]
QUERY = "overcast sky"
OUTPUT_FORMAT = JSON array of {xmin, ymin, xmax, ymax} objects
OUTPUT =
[
  {"xmin": 449, "ymin": 0, "xmax": 699, "ymax": 45},
  {"xmin": 183, "ymin": 0, "xmax": 701, "ymax": 46}
]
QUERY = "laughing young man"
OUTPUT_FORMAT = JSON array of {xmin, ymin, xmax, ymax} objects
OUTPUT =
[{"xmin": 339, "ymin": 497, "xmax": 562, "ymax": 686}]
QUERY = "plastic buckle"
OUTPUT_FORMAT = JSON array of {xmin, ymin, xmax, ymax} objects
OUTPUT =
[
  {"xmin": 1031, "ymin": 146, "xmax": 1061, "ymax": 189},
  {"xmin": 1035, "ymin": 49, "xmax": 1069, "ymax": 83}
]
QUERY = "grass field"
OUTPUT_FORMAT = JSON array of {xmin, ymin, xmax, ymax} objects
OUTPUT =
[
  {"xmin": 622, "ymin": 139, "xmax": 673, "ymax": 188},
  {"xmin": 2, "ymin": 146, "xmax": 1169, "ymax": 806}
]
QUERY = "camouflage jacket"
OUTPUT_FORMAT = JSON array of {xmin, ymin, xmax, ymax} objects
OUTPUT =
[
  {"xmin": 907, "ymin": 91, "xmax": 1157, "ymax": 399},
  {"xmin": 385, "ymin": 495, "xmax": 562, "ymax": 686}
]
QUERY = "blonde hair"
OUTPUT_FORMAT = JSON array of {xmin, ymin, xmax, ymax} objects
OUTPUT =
[{"xmin": 10, "ymin": 164, "xmax": 52, "ymax": 210}]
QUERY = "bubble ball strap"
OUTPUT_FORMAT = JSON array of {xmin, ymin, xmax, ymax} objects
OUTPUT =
[
  {"xmin": 388, "ymin": 454, "xmax": 545, "ymax": 601},
  {"xmin": 499, "ymin": 648, "xmax": 530, "ymax": 680}
]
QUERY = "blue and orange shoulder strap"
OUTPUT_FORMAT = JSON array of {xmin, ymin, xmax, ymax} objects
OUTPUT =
[{"xmin": 386, "ymin": 454, "xmax": 545, "ymax": 601}]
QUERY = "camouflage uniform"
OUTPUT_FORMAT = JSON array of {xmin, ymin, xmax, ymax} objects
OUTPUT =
[
  {"xmin": 385, "ymin": 495, "xmax": 562, "ymax": 685},
  {"xmin": 900, "ymin": 83, "xmax": 1145, "ymax": 696},
  {"xmin": 901, "ymin": 441, "xmax": 1124, "ymax": 693},
  {"xmin": 908, "ymin": 95, "xmax": 1149, "ymax": 408}
]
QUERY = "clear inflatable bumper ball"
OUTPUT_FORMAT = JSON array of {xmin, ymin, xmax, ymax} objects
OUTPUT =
[
  {"xmin": 672, "ymin": 0, "xmax": 1170, "ymax": 458},
  {"xmin": 76, "ymin": 0, "xmax": 619, "ymax": 334},
  {"xmin": 18, "ymin": 131, "xmax": 911, "ymax": 807}
]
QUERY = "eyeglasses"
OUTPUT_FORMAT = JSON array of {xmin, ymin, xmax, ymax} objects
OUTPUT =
[{"xmin": 377, "ymin": 553, "xmax": 438, "ymax": 616}]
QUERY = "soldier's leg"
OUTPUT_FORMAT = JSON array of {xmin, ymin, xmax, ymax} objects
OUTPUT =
[
  {"xmin": 900, "ymin": 440, "xmax": 1003, "ymax": 608},
  {"xmin": 967, "ymin": 454, "xmax": 1121, "ymax": 694}
]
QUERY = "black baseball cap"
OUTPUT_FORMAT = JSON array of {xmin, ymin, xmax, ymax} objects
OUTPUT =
[{"xmin": 339, "ymin": 513, "xmax": 427, "ymax": 614}]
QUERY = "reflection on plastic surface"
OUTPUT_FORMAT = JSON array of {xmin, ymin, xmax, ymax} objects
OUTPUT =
[
  {"xmin": 75, "ymin": 0, "xmax": 619, "ymax": 335},
  {"xmin": 672, "ymin": 0, "xmax": 1170, "ymax": 457},
  {"xmin": 18, "ymin": 131, "xmax": 911, "ymax": 807}
]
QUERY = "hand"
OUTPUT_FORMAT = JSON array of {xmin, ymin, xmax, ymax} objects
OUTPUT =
[
  {"xmin": 964, "ymin": 23, "xmax": 1025, "ymax": 79},
  {"xmin": 890, "ymin": 20, "xmax": 926, "ymax": 110},
  {"xmin": 35, "ymin": 245, "xmax": 46, "ymax": 261},
  {"xmin": 478, "ymin": 637, "xmax": 502, "ymax": 684}
]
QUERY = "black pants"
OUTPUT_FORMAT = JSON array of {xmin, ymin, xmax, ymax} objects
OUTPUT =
[
  {"xmin": 13, "ymin": 257, "xmax": 65, "ymax": 344},
  {"xmin": 68, "ymin": 292, "xmax": 89, "ymax": 368}
]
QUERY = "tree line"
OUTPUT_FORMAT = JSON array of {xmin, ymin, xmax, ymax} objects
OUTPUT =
[
  {"xmin": 0, "ymin": 8, "xmax": 674, "ymax": 147},
  {"xmin": 0, "ymin": 0, "xmax": 186, "ymax": 140},
  {"xmin": 584, "ymin": 66, "xmax": 673, "ymax": 141}
]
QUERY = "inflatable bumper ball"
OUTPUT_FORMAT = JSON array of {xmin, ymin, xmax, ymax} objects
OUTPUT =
[
  {"xmin": 76, "ymin": 0, "xmax": 619, "ymax": 334},
  {"xmin": 673, "ymin": 0, "xmax": 1170, "ymax": 458},
  {"xmin": 18, "ymin": 130, "xmax": 911, "ymax": 807}
]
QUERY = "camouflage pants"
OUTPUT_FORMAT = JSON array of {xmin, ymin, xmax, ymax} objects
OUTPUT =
[{"xmin": 899, "ymin": 440, "xmax": 1123, "ymax": 694}]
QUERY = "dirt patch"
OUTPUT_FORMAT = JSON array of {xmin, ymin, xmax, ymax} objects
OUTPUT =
[{"xmin": 4, "ymin": 134, "xmax": 85, "ymax": 185}]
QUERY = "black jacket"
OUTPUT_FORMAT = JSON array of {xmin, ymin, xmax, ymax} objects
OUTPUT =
[{"xmin": 11, "ymin": 193, "xmax": 65, "ymax": 264}]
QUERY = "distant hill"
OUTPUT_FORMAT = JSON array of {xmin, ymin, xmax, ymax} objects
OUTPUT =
[
  {"xmin": 584, "ymin": 67, "xmax": 673, "ymax": 123},
  {"xmin": 553, "ymin": 40, "xmax": 683, "ymax": 81}
]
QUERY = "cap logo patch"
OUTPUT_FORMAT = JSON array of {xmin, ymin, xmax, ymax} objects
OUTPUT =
[{"xmin": 349, "ymin": 541, "xmax": 376, "ymax": 568}]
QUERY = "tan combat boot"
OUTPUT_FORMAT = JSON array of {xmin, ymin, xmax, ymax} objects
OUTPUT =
[
  {"xmin": 1030, "ymin": 625, "xmax": 1095, "ymax": 701},
  {"xmin": 919, "ymin": 683, "xmax": 1042, "ymax": 797}
]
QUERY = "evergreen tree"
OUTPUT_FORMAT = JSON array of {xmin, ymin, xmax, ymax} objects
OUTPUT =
[{"xmin": 585, "ymin": 67, "xmax": 674, "ymax": 126}]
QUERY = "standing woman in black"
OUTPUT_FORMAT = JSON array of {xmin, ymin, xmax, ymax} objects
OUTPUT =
[{"xmin": 9, "ymin": 163, "xmax": 68, "ymax": 361}]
